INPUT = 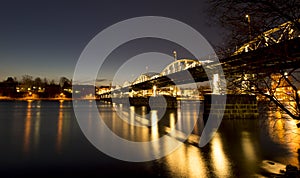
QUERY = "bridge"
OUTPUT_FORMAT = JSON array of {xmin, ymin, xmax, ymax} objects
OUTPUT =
[{"xmin": 99, "ymin": 20, "xmax": 300, "ymax": 99}]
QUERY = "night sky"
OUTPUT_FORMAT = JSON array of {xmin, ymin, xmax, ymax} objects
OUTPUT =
[{"xmin": 0, "ymin": 0, "xmax": 225, "ymax": 84}]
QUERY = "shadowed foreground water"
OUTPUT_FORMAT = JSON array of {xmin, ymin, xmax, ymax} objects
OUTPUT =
[{"xmin": 0, "ymin": 100, "xmax": 299, "ymax": 177}]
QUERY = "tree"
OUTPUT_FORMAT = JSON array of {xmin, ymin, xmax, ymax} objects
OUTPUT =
[
  {"xmin": 5, "ymin": 77, "xmax": 15, "ymax": 83},
  {"xmin": 208, "ymin": 0, "xmax": 300, "ymax": 120},
  {"xmin": 34, "ymin": 77, "xmax": 42, "ymax": 87},
  {"xmin": 59, "ymin": 77, "xmax": 71, "ymax": 89},
  {"xmin": 21, "ymin": 75, "xmax": 33, "ymax": 90},
  {"xmin": 208, "ymin": 0, "xmax": 300, "ymax": 53},
  {"xmin": 50, "ymin": 79, "xmax": 56, "ymax": 85},
  {"xmin": 0, "ymin": 77, "xmax": 17, "ymax": 97},
  {"xmin": 43, "ymin": 78, "xmax": 48, "ymax": 87}
]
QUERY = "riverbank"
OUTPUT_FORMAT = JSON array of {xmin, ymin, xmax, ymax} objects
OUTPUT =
[{"xmin": 0, "ymin": 96, "xmax": 94, "ymax": 101}]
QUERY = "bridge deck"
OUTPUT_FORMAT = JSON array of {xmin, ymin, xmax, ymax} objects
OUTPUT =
[{"xmin": 101, "ymin": 38, "xmax": 300, "ymax": 95}]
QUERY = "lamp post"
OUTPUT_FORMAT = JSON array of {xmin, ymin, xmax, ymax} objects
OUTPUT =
[
  {"xmin": 245, "ymin": 14, "xmax": 251, "ymax": 41},
  {"xmin": 173, "ymin": 50, "xmax": 177, "ymax": 61}
]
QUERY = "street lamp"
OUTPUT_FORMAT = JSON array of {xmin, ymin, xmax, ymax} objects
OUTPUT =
[
  {"xmin": 173, "ymin": 50, "xmax": 177, "ymax": 61},
  {"xmin": 245, "ymin": 14, "xmax": 251, "ymax": 41}
]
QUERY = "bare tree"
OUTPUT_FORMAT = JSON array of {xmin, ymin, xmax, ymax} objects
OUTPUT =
[
  {"xmin": 34, "ymin": 77, "xmax": 42, "ymax": 87},
  {"xmin": 21, "ymin": 75, "xmax": 33, "ymax": 90},
  {"xmin": 208, "ymin": 0, "xmax": 300, "ymax": 120},
  {"xmin": 59, "ymin": 77, "xmax": 71, "ymax": 88},
  {"xmin": 208, "ymin": 0, "xmax": 300, "ymax": 52}
]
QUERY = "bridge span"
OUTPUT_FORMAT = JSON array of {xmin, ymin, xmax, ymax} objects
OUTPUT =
[
  {"xmin": 99, "ymin": 37, "xmax": 299, "ymax": 97},
  {"xmin": 98, "ymin": 20, "xmax": 300, "ymax": 98}
]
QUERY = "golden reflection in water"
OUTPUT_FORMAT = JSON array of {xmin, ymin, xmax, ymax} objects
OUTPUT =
[
  {"xmin": 267, "ymin": 115, "xmax": 300, "ymax": 166},
  {"xmin": 33, "ymin": 101, "xmax": 41, "ymax": 151},
  {"xmin": 138, "ymin": 106, "xmax": 149, "ymax": 141},
  {"xmin": 120, "ymin": 106, "xmax": 133, "ymax": 139},
  {"xmin": 151, "ymin": 110, "xmax": 159, "ymax": 139},
  {"xmin": 192, "ymin": 113, "xmax": 200, "ymax": 136},
  {"xmin": 141, "ymin": 106, "xmax": 146, "ymax": 115},
  {"xmin": 23, "ymin": 100, "xmax": 32, "ymax": 154},
  {"xmin": 164, "ymin": 104, "xmax": 208, "ymax": 177},
  {"xmin": 56, "ymin": 101, "xmax": 64, "ymax": 153},
  {"xmin": 185, "ymin": 108, "xmax": 191, "ymax": 134},
  {"xmin": 59, "ymin": 100, "xmax": 64, "ymax": 108},
  {"xmin": 186, "ymin": 146, "xmax": 207, "ymax": 177},
  {"xmin": 129, "ymin": 106, "xmax": 135, "ymax": 125},
  {"xmin": 87, "ymin": 105, "xmax": 94, "ymax": 136},
  {"xmin": 111, "ymin": 106, "xmax": 117, "ymax": 134},
  {"xmin": 169, "ymin": 112, "xmax": 175, "ymax": 134},
  {"xmin": 241, "ymin": 131, "xmax": 256, "ymax": 163},
  {"xmin": 211, "ymin": 132, "xmax": 230, "ymax": 177},
  {"xmin": 106, "ymin": 105, "xmax": 150, "ymax": 142},
  {"xmin": 129, "ymin": 106, "xmax": 135, "ymax": 140},
  {"xmin": 177, "ymin": 108, "xmax": 182, "ymax": 132},
  {"xmin": 139, "ymin": 106, "xmax": 148, "ymax": 141},
  {"xmin": 165, "ymin": 144, "xmax": 208, "ymax": 177}
]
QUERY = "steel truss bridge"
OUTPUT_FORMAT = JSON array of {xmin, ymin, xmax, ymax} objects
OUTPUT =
[{"xmin": 99, "ymin": 20, "xmax": 300, "ymax": 97}]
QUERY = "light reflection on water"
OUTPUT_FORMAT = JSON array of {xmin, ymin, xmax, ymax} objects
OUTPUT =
[
  {"xmin": 264, "ymin": 114, "xmax": 300, "ymax": 167},
  {"xmin": 0, "ymin": 100, "xmax": 299, "ymax": 177},
  {"xmin": 241, "ymin": 131, "xmax": 256, "ymax": 165},
  {"xmin": 23, "ymin": 100, "xmax": 32, "ymax": 154},
  {"xmin": 56, "ymin": 101, "xmax": 64, "ymax": 153},
  {"xmin": 211, "ymin": 132, "xmax": 230, "ymax": 177}
]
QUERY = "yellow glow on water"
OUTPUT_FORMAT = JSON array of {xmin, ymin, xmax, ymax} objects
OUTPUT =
[
  {"xmin": 177, "ymin": 108, "xmax": 182, "ymax": 131},
  {"xmin": 33, "ymin": 103, "xmax": 41, "ymax": 151},
  {"xmin": 211, "ymin": 133, "xmax": 230, "ymax": 177},
  {"xmin": 56, "ymin": 106, "xmax": 63, "ymax": 153},
  {"xmin": 187, "ymin": 147, "xmax": 207, "ymax": 177},
  {"xmin": 267, "ymin": 116, "xmax": 300, "ymax": 166},
  {"xmin": 241, "ymin": 131, "xmax": 256, "ymax": 163},
  {"xmin": 130, "ymin": 106, "xmax": 135, "ymax": 126},
  {"xmin": 169, "ymin": 112, "xmax": 175, "ymax": 131},
  {"xmin": 165, "ymin": 144, "xmax": 208, "ymax": 177},
  {"xmin": 151, "ymin": 110, "xmax": 159, "ymax": 139},
  {"xmin": 23, "ymin": 101, "xmax": 32, "ymax": 153}
]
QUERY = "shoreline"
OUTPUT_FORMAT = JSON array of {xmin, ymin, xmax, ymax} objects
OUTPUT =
[{"xmin": 0, "ymin": 97, "xmax": 99, "ymax": 101}]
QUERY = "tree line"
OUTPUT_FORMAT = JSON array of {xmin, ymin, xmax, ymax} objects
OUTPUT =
[{"xmin": 0, "ymin": 75, "xmax": 72, "ymax": 98}]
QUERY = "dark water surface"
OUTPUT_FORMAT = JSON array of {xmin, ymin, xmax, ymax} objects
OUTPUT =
[{"xmin": 0, "ymin": 100, "xmax": 299, "ymax": 177}]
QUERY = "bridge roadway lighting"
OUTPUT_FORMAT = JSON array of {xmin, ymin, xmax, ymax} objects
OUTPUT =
[{"xmin": 245, "ymin": 14, "xmax": 251, "ymax": 41}]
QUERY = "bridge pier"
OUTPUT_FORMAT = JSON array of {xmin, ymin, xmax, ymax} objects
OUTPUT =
[
  {"xmin": 110, "ymin": 95, "xmax": 178, "ymax": 109},
  {"xmin": 203, "ymin": 94, "xmax": 258, "ymax": 121}
]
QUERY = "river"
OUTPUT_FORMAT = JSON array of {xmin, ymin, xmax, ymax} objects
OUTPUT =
[{"xmin": 0, "ymin": 100, "xmax": 299, "ymax": 177}]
